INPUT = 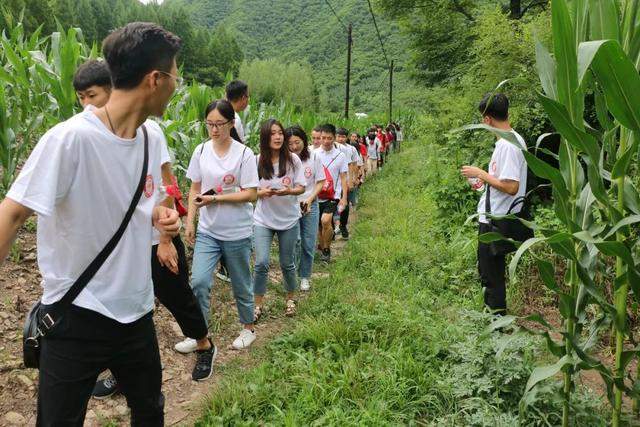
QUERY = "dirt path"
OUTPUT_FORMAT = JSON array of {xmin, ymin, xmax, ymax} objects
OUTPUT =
[{"xmin": 0, "ymin": 214, "xmax": 354, "ymax": 426}]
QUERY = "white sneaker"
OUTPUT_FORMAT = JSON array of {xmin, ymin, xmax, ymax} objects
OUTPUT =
[
  {"xmin": 300, "ymin": 278, "xmax": 310, "ymax": 292},
  {"xmin": 174, "ymin": 337, "xmax": 198, "ymax": 354},
  {"xmin": 232, "ymin": 329, "xmax": 256, "ymax": 350}
]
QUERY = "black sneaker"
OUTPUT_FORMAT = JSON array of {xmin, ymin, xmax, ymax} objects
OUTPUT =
[
  {"xmin": 320, "ymin": 248, "xmax": 331, "ymax": 263},
  {"xmin": 92, "ymin": 375, "xmax": 119, "ymax": 400},
  {"xmin": 340, "ymin": 228, "xmax": 349, "ymax": 240},
  {"xmin": 192, "ymin": 340, "xmax": 217, "ymax": 381}
]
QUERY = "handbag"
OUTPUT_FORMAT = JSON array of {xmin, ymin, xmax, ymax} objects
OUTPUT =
[
  {"xmin": 318, "ymin": 153, "xmax": 341, "ymax": 200},
  {"xmin": 22, "ymin": 125, "xmax": 150, "ymax": 369},
  {"xmin": 484, "ymin": 184, "xmax": 534, "ymax": 256}
]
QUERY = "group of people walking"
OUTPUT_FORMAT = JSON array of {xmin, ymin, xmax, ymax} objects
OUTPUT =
[{"xmin": 0, "ymin": 22, "xmax": 404, "ymax": 426}]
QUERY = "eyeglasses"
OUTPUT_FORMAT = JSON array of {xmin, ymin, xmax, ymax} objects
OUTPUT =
[
  {"xmin": 158, "ymin": 70, "xmax": 184, "ymax": 86},
  {"xmin": 204, "ymin": 119, "xmax": 232, "ymax": 129}
]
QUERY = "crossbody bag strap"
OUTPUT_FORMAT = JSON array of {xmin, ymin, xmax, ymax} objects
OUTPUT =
[
  {"xmin": 484, "ymin": 184, "xmax": 491, "ymax": 222},
  {"xmin": 57, "ymin": 125, "xmax": 150, "ymax": 308}
]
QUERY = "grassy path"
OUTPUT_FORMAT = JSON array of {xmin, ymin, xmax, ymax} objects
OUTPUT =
[{"xmin": 193, "ymin": 142, "xmax": 605, "ymax": 426}]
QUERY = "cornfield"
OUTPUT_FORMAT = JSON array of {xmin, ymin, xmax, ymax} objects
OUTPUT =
[
  {"xmin": 0, "ymin": 21, "xmax": 408, "ymax": 196},
  {"xmin": 467, "ymin": 0, "xmax": 640, "ymax": 425}
]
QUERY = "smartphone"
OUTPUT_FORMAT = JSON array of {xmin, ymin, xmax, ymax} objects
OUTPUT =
[{"xmin": 195, "ymin": 188, "xmax": 217, "ymax": 204}]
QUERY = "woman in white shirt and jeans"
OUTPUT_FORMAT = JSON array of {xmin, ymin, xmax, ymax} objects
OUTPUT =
[
  {"xmin": 181, "ymin": 99, "xmax": 260, "ymax": 352},
  {"xmin": 253, "ymin": 119, "xmax": 306, "ymax": 319},
  {"xmin": 286, "ymin": 125, "xmax": 325, "ymax": 292}
]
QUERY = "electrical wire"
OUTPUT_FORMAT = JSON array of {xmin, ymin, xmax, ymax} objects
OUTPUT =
[
  {"xmin": 365, "ymin": 0, "xmax": 390, "ymax": 67},
  {"xmin": 323, "ymin": 0, "xmax": 348, "ymax": 31}
]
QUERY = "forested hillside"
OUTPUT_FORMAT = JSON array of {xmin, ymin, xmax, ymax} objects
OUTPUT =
[{"xmin": 166, "ymin": 0, "xmax": 420, "ymax": 113}]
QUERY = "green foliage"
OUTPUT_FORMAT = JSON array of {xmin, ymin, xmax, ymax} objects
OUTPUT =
[
  {"xmin": 196, "ymin": 142, "xmax": 602, "ymax": 426},
  {"xmin": 167, "ymin": 0, "xmax": 419, "ymax": 114},
  {"xmin": 239, "ymin": 59, "xmax": 317, "ymax": 111}
]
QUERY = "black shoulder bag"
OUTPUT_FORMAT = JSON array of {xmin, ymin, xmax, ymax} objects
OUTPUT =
[
  {"xmin": 22, "ymin": 125, "xmax": 150, "ymax": 369},
  {"xmin": 484, "ymin": 185, "xmax": 534, "ymax": 256}
]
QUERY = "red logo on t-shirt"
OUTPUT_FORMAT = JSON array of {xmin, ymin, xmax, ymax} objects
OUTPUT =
[
  {"xmin": 223, "ymin": 174, "xmax": 236, "ymax": 185},
  {"xmin": 144, "ymin": 175, "xmax": 154, "ymax": 198},
  {"xmin": 304, "ymin": 167, "xmax": 312, "ymax": 178},
  {"xmin": 282, "ymin": 176, "xmax": 292, "ymax": 186}
]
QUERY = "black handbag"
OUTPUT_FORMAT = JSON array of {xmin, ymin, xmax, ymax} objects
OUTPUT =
[
  {"xmin": 22, "ymin": 125, "xmax": 149, "ymax": 369},
  {"xmin": 484, "ymin": 184, "xmax": 534, "ymax": 256}
]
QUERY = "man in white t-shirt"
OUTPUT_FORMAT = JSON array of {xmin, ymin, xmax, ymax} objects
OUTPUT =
[
  {"xmin": 0, "ymin": 23, "xmax": 182, "ymax": 425},
  {"xmin": 461, "ymin": 93, "xmax": 528, "ymax": 315},
  {"xmin": 316, "ymin": 124, "xmax": 349, "ymax": 262},
  {"xmin": 226, "ymin": 80, "xmax": 249, "ymax": 144},
  {"xmin": 311, "ymin": 125, "xmax": 323, "ymax": 151},
  {"xmin": 335, "ymin": 128, "xmax": 359, "ymax": 240}
]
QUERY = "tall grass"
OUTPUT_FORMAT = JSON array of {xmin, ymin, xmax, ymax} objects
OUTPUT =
[{"xmin": 195, "ymin": 142, "xmax": 603, "ymax": 426}]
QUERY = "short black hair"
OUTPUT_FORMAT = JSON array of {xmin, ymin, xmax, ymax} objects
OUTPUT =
[
  {"xmin": 102, "ymin": 22, "xmax": 182, "ymax": 90},
  {"xmin": 320, "ymin": 123, "xmax": 336, "ymax": 136},
  {"xmin": 479, "ymin": 92, "xmax": 509, "ymax": 121},
  {"xmin": 336, "ymin": 127, "xmax": 348, "ymax": 136},
  {"xmin": 73, "ymin": 60, "xmax": 112, "ymax": 91},
  {"xmin": 312, "ymin": 125, "xmax": 323, "ymax": 132},
  {"xmin": 225, "ymin": 80, "xmax": 249, "ymax": 102}
]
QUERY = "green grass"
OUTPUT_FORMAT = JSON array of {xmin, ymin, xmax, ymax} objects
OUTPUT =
[{"xmin": 195, "ymin": 141, "xmax": 605, "ymax": 426}]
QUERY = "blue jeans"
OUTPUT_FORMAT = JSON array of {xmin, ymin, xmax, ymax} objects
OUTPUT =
[
  {"xmin": 253, "ymin": 224, "xmax": 300, "ymax": 296},
  {"xmin": 191, "ymin": 233, "xmax": 254, "ymax": 326},
  {"xmin": 296, "ymin": 200, "xmax": 320, "ymax": 279}
]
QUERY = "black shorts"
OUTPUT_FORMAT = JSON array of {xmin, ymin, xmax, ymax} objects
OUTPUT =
[{"xmin": 319, "ymin": 200, "xmax": 338, "ymax": 215}]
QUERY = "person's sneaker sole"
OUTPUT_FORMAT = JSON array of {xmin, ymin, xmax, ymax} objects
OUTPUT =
[
  {"xmin": 194, "ymin": 346, "xmax": 218, "ymax": 382},
  {"xmin": 92, "ymin": 389, "xmax": 119, "ymax": 400}
]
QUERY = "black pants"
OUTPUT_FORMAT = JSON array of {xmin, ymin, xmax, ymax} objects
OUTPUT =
[
  {"xmin": 37, "ymin": 306, "xmax": 163, "ymax": 426},
  {"xmin": 477, "ymin": 223, "xmax": 507, "ymax": 314},
  {"xmin": 152, "ymin": 236, "xmax": 208, "ymax": 339},
  {"xmin": 339, "ymin": 202, "xmax": 350, "ymax": 230}
]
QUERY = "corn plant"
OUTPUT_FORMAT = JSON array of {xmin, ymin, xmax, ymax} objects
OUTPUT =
[{"xmin": 463, "ymin": 1, "xmax": 640, "ymax": 425}]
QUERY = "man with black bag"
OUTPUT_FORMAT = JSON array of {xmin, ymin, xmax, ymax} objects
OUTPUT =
[
  {"xmin": 0, "ymin": 23, "xmax": 183, "ymax": 426},
  {"xmin": 461, "ymin": 93, "xmax": 530, "ymax": 315}
]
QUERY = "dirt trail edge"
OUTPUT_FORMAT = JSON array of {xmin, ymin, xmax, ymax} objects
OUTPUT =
[{"xmin": 0, "ymin": 213, "xmax": 355, "ymax": 427}]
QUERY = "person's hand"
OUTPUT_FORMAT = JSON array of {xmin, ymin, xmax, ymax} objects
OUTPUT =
[
  {"xmin": 153, "ymin": 206, "xmax": 180, "ymax": 238},
  {"xmin": 258, "ymin": 187, "xmax": 276, "ymax": 198},
  {"xmin": 193, "ymin": 194, "xmax": 215, "ymax": 208},
  {"xmin": 300, "ymin": 201, "xmax": 310, "ymax": 215},
  {"xmin": 274, "ymin": 186, "xmax": 291, "ymax": 196},
  {"xmin": 461, "ymin": 166, "xmax": 485, "ymax": 180},
  {"xmin": 157, "ymin": 241, "xmax": 179, "ymax": 274},
  {"xmin": 338, "ymin": 200, "xmax": 347, "ymax": 213},
  {"xmin": 185, "ymin": 223, "xmax": 195, "ymax": 247}
]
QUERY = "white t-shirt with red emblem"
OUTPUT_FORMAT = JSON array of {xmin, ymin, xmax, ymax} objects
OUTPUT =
[
  {"xmin": 298, "ymin": 150, "xmax": 325, "ymax": 202},
  {"xmin": 478, "ymin": 131, "xmax": 527, "ymax": 223},
  {"xmin": 253, "ymin": 153, "xmax": 306, "ymax": 230},
  {"xmin": 7, "ymin": 108, "xmax": 165, "ymax": 323},
  {"xmin": 186, "ymin": 139, "xmax": 258, "ymax": 241}
]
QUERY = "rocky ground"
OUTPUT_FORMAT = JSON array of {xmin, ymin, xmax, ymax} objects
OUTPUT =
[{"xmin": 0, "ymin": 217, "xmax": 350, "ymax": 426}]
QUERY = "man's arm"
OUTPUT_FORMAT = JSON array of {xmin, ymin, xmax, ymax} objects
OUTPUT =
[
  {"xmin": 0, "ymin": 199, "xmax": 33, "ymax": 266},
  {"xmin": 339, "ymin": 172, "xmax": 349, "ymax": 208},
  {"xmin": 460, "ymin": 166, "xmax": 519, "ymax": 195}
]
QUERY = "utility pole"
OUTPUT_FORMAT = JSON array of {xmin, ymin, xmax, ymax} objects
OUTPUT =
[
  {"xmin": 345, "ymin": 23, "xmax": 352, "ymax": 119},
  {"xmin": 388, "ymin": 59, "xmax": 394, "ymax": 124}
]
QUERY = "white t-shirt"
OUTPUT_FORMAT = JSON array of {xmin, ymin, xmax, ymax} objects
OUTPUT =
[
  {"xmin": 254, "ymin": 153, "xmax": 306, "ymax": 230},
  {"xmin": 234, "ymin": 112, "xmax": 245, "ymax": 143},
  {"xmin": 7, "ymin": 109, "xmax": 165, "ymax": 323},
  {"xmin": 396, "ymin": 130, "xmax": 404, "ymax": 142},
  {"xmin": 353, "ymin": 144, "xmax": 364, "ymax": 167},
  {"xmin": 367, "ymin": 138, "xmax": 380, "ymax": 159},
  {"xmin": 186, "ymin": 139, "xmax": 258, "ymax": 240},
  {"xmin": 299, "ymin": 150, "xmax": 325, "ymax": 202},
  {"xmin": 315, "ymin": 147, "xmax": 348, "ymax": 202},
  {"xmin": 478, "ymin": 131, "xmax": 527, "ymax": 223}
]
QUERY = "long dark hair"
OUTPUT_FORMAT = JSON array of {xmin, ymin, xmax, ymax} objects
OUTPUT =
[
  {"xmin": 285, "ymin": 125, "xmax": 310, "ymax": 162},
  {"xmin": 258, "ymin": 118, "xmax": 294, "ymax": 179},
  {"xmin": 204, "ymin": 99, "xmax": 242, "ymax": 142}
]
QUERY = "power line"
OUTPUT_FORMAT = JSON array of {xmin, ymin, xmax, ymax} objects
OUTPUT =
[
  {"xmin": 365, "ymin": 0, "xmax": 390, "ymax": 67},
  {"xmin": 323, "ymin": 0, "xmax": 348, "ymax": 31}
]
